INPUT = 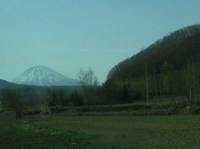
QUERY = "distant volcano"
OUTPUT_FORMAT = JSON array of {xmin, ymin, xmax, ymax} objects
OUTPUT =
[{"xmin": 13, "ymin": 66, "xmax": 80, "ymax": 86}]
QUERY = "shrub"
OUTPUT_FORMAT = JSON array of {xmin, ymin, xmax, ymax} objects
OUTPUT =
[
  {"xmin": 50, "ymin": 106, "xmax": 67, "ymax": 113},
  {"xmin": 188, "ymin": 105, "xmax": 200, "ymax": 114}
]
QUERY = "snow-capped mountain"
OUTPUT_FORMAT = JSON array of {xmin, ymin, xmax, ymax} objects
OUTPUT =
[{"xmin": 13, "ymin": 66, "xmax": 80, "ymax": 86}]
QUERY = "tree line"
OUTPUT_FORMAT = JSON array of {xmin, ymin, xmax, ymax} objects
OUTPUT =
[{"xmin": 1, "ymin": 24, "xmax": 200, "ymax": 117}]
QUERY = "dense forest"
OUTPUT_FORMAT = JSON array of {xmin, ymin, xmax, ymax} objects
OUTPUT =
[{"xmin": 105, "ymin": 24, "xmax": 200, "ymax": 102}]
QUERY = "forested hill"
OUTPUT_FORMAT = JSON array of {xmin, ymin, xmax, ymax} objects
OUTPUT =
[
  {"xmin": 107, "ymin": 24, "xmax": 200, "ymax": 80},
  {"xmin": 0, "ymin": 79, "xmax": 16, "ymax": 88},
  {"xmin": 104, "ymin": 24, "xmax": 200, "ymax": 101}
]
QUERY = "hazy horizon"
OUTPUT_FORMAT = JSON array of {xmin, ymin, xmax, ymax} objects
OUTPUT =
[{"xmin": 1, "ymin": 0, "xmax": 200, "ymax": 83}]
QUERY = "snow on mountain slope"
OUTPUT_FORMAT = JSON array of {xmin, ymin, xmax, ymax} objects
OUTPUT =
[{"xmin": 13, "ymin": 66, "xmax": 80, "ymax": 86}]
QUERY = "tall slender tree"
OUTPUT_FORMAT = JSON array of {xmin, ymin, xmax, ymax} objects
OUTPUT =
[{"xmin": 78, "ymin": 67, "xmax": 98, "ymax": 106}]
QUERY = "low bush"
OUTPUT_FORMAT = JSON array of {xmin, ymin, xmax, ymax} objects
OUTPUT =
[
  {"xmin": 50, "ymin": 106, "xmax": 67, "ymax": 113},
  {"xmin": 188, "ymin": 105, "xmax": 200, "ymax": 114}
]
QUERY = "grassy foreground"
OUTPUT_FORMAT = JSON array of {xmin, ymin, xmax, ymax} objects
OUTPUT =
[
  {"xmin": 28, "ymin": 114, "xmax": 200, "ymax": 149},
  {"xmin": 0, "ymin": 113, "xmax": 90, "ymax": 149},
  {"xmin": 1, "ymin": 112, "xmax": 200, "ymax": 149}
]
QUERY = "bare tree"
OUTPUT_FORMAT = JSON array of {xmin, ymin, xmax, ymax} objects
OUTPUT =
[
  {"xmin": 78, "ymin": 67, "xmax": 98, "ymax": 106},
  {"xmin": 78, "ymin": 67, "xmax": 98, "ymax": 87}
]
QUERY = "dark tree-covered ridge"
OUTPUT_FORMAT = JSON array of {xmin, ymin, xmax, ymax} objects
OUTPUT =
[{"xmin": 107, "ymin": 24, "xmax": 200, "ymax": 80}]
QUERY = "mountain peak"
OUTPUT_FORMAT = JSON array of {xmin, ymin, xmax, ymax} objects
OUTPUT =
[{"xmin": 13, "ymin": 66, "xmax": 80, "ymax": 86}]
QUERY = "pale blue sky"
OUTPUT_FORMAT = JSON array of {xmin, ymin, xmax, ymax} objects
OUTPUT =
[{"xmin": 0, "ymin": 0, "xmax": 200, "ymax": 83}]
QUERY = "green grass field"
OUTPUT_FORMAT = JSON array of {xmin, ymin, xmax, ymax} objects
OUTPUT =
[
  {"xmin": 1, "ymin": 112, "xmax": 200, "ymax": 149},
  {"xmin": 28, "ymin": 114, "xmax": 200, "ymax": 149},
  {"xmin": 0, "ymin": 113, "xmax": 90, "ymax": 149}
]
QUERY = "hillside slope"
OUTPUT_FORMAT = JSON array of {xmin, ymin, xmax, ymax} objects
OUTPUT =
[
  {"xmin": 105, "ymin": 24, "xmax": 200, "ymax": 101},
  {"xmin": 0, "ymin": 79, "xmax": 17, "ymax": 89},
  {"xmin": 108, "ymin": 24, "xmax": 200, "ymax": 80}
]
